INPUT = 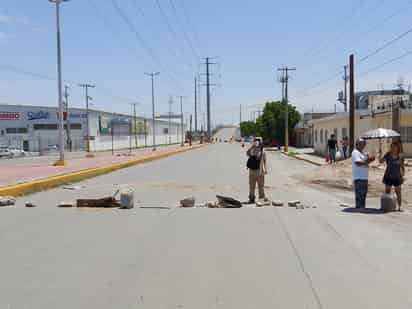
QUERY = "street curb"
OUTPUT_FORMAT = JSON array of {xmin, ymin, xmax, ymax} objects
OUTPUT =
[
  {"xmin": 0, "ymin": 144, "xmax": 207, "ymax": 197},
  {"xmin": 281, "ymin": 152, "xmax": 324, "ymax": 166}
]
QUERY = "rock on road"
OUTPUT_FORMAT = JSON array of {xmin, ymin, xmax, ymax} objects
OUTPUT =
[{"xmin": 1, "ymin": 143, "xmax": 412, "ymax": 308}]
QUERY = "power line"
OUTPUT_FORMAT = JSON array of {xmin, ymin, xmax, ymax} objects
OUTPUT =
[
  {"xmin": 176, "ymin": 0, "xmax": 201, "ymax": 50},
  {"xmin": 168, "ymin": 0, "xmax": 200, "ymax": 60},
  {"xmin": 111, "ymin": 0, "xmax": 184, "ymax": 92},
  {"xmin": 359, "ymin": 49, "xmax": 412, "ymax": 78},
  {"xmin": 0, "ymin": 64, "xmax": 135, "ymax": 103},
  {"xmin": 357, "ymin": 25, "xmax": 412, "ymax": 64}
]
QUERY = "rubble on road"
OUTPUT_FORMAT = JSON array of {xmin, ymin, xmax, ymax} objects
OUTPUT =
[
  {"xmin": 58, "ymin": 201, "xmax": 75, "ymax": 208},
  {"xmin": 63, "ymin": 185, "xmax": 83, "ymax": 190},
  {"xmin": 119, "ymin": 189, "xmax": 134, "ymax": 209},
  {"xmin": 207, "ymin": 201, "xmax": 219, "ymax": 208},
  {"xmin": 0, "ymin": 196, "xmax": 16, "ymax": 207},
  {"xmin": 180, "ymin": 197, "xmax": 195, "ymax": 208},
  {"xmin": 288, "ymin": 200, "xmax": 301, "ymax": 207},
  {"xmin": 272, "ymin": 200, "xmax": 284, "ymax": 207},
  {"xmin": 340, "ymin": 203, "xmax": 350, "ymax": 208},
  {"xmin": 216, "ymin": 195, "xmax": 242, "ymax": 208},
  {"xmin": 25, "ymin": 202, "xmax": 36, "ymax": 208},
  {"xmin": 77, "ymin": 197, "xmax": 120, "ymax": 208}
]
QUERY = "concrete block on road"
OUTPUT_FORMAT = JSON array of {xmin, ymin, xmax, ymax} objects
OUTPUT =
[
  {"xmin": 180, "ymin": 197, "xmax": 195, "ymax": 208},
  {"xmin": 288, "ymin": 200, "xmax": 301, "ymax": 207},
  {"xmin": 58, "ymin": 201, "xmax": 75, "ymax": 208},
  {"xmin": 272, "ymin": 200, "xmax": 284, "ymax": 207}
]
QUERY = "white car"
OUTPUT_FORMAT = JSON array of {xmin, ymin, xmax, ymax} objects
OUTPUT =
[
  {"xmin": 9, "ymin": 147, "xmax": 25, "ymax": 157},
  {"xmin": 0, "ymin": 147, "xmax": 13, "ymax": 159}
]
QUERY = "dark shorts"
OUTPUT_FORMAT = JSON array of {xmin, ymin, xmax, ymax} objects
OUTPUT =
[{"xmin": 383, "ymin": 177, "xmax": 402, "ymax": 187}]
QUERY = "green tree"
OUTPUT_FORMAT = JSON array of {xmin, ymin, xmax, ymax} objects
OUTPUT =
[
  {"xmin": 257, "ymin": 101, "xmax": 300, "ymax": 144},
  {"xmin": 240, "ymin": 121, "xmax": 258, "ymax": 137}
]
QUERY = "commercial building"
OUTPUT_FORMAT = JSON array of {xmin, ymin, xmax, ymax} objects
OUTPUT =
[
  {"xmin": 0, "ymin": 103, "xmax": 183, "ymax": 152},
  {"xmin": 308, "ymin": 89, "xmax": 412, "ymax": 156}
]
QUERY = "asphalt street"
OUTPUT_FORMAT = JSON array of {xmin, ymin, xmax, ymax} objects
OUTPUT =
[{"xmin": 2, "ymin": 141, "xmax": 412, "ymax": 308}]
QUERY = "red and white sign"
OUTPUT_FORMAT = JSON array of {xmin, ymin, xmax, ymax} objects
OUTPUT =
[{"xmin": 0, "ymin": 112, "xmax": 20, "ymax": 120}]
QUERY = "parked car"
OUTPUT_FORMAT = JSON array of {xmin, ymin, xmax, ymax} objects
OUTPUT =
[
  {"xmin": 0, "ymin": 147, "xmax": 13, "ymax": 159},
  {"xmin": 9, "ymin": 147, "xmax": 25, "ymax": 157}
]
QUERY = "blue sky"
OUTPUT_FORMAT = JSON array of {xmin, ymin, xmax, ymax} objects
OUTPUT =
[{"xmin": 1, "ymin": 0, "xmax": 412, "ymax": 126}]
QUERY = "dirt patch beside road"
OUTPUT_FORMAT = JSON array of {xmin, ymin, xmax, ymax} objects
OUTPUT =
[{"xmin": 297, "ymin": 159, "xmax": 412, "ymax": 209}]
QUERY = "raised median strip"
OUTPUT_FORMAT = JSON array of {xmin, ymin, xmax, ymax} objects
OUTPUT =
[{"xmin": 0, "ymin": 144, "xmax": 207, "ymax": 197}]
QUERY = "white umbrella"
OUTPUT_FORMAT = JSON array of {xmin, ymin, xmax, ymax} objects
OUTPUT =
[
  {"xmin": 360, "ymin": 128, "xmax": 400, "ymax": 154},
  {"xmin": 360, "ymin": 128, "xmax": 400, "ymax": 140}
]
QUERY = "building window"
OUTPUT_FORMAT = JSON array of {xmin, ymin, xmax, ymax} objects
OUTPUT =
[
  {"xmin": 34, "ymin": 124, "xmax": 58, "ymax": 130},
  {"xmin": 5, "ymin": 127, "xmax": 28, "ymax": 134},
  {"xmin": 401, "ymin": 127, "xmax": 412, "ymax": 143},
  {"xmin": 314, "ymin": 130, "xmax": 318, "ymax": 143}
]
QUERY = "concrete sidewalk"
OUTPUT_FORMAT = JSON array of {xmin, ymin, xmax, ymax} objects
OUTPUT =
[
  {"xmin": 0, "ymin": 145, "xmax": 185, "ymax": 187},
  {"xmin": 282, "ymin": 146, "xmax": 326, "ymax": 166}
]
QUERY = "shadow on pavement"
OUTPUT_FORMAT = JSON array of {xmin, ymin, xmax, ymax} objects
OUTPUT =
[{"xmin": 342, "ymin": 207, "xmax": 385, "ymax": 215}]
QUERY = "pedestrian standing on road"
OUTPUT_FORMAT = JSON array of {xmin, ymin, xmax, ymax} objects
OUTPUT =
[
  {"xmin": 341, "ymin": 136, "xmax": 349, "ymax": 159},
  {"xmin": 247, "ymin": 138, "xmax": 267, "ymax": 203},
  {"xmin": 379, "ymin": 141, "xmax": 405, "ymax": 210},
  {"xmin": 327, "ymin": 134, "xmax": 339, "ymax": 164},
  {"xmin": 352, "ymin": 138, "xmax": 375, "ymax": 209}
]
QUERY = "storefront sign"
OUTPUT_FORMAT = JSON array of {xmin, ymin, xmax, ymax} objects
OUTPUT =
[
  {"xmin": 27, "ymin": 111, "xmax": 50, "ymax": 121},
  {"xmin": 0, "ymin": 112, "xmax": 20, "ymax": 120}
]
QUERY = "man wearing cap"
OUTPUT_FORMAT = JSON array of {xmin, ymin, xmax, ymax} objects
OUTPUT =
[
  {"xmin": 246, "ymin": 138, "xmax": 267, "ymax": 203},
  {"xmin": 352, "ymin": 138, "xmax": 375, "ymax": 209}
]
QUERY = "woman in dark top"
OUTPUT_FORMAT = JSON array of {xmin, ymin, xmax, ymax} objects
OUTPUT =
[{"xmin": 379, "ymin": 141, "xmax": 405, "ymax": 210}]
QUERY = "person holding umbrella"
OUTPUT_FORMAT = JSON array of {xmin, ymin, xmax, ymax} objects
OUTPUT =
[{"xmin": 379, "ymin": 140, "xmax": 405, "ymax": 211}]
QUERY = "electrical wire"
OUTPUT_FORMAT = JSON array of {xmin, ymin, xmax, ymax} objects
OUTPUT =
[
  {"xmin": 0, "ymin": 64, "xmax": 135, "ymax": 103},
  {"xmin": 359, "ymin": 49, "xmax": 412, "ymax": 78},
  {"xmin": 357, "ymin": 26, "xmax": 412, "ymax": 64},
  {"xmin": 177, "ymin": 0, "xmax": 202, "ymax": 50},
  {"xmin": 111, "ymin": 0, "xmax": 184, "ymax": 92},
  {"xmin": 168, "ymin": 0, "xmax": 200, "ymax": 60}
]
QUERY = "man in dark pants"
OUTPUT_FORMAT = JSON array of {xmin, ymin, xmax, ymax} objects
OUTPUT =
[{"xmin": 351, "ymin": 138, "xmax": 375, "ymax": 209}]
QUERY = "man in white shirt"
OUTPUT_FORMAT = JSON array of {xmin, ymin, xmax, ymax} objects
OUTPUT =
[{"xmin": 352, "ymin": 138, "xmax": 375, "ymax": 209}]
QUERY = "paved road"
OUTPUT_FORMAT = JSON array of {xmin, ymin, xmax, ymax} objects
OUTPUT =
[{"xmin": 2, "ymin": 144, "xmax": 412, "ymax": 308}]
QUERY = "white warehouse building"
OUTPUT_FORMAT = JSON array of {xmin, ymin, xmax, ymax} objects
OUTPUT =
[{"xmin": 0, "ymin": 104, "xmax": 183, "ymax": 152}]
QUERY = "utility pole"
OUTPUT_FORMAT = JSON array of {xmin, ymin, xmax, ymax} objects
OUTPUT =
[
  {"xmin": 79, "ymin": 83, "xmax": 95, "ymax": 155},
  {"xmin": 50, "ymin": 0, "xmax": 70, "ymax": 166},
  {"xmin": 189, "ymin": 114, "xmax": 193, "ymax": 146},
  {"xmin": 178, "ymin": 96, "xmax": 185, "ymax": 147},
  {"xmin": 168, "ymin": 96, "xmax": 173, "ymax": 145},
  {"xmin": 194, "ymin": 77, "xmax": 198, "ymax": 132},
  {"xmin": 130, "ymin": 102, "xmax": 139, "ymax": 149},
  {"xmin": 64, "ymin": 85, "xmax": 71, "ymax": 151},
  {"xmin": 240, "ymin": 104, "xmax": 242, "ymax": 124},
  {"xmin": 145, "ymin": 72, "xmax": 160, "ymax": 151},
  {"xmin": 202, "ymin": 57, "xmax": 218, "ymax": 141},
  {"xmin": 278, "ymin": 66, "xmax": 296, "ymax": 153},
  {"xmin": 144, "ymin": 118, "xmax": 147, "ymax": 147},
  {"xmin": 349, "ymin": 54, "xmax": 355, "ymax": 153},
  {"xmin": 343, "ymin": 65, "xmax": 348, "ymax": 112}
]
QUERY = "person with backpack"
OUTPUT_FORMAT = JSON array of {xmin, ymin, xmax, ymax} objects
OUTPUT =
[{"xmin": 247, "ymin": 138, "xmax": 267, "ymax": 203}]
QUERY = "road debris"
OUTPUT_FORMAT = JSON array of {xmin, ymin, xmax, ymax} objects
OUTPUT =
[
  {"xmin": 58, "ymin": 201, "xmax": 75, "ymax": 208},
  {"xmin": 288, "ymin": 200, "xmax": 301, "ymax": 207},
  {"xmin": 216, "ymin": 195, "xmax": 242, "ymax": 208},
  {"xmin": 0, "ymin": 196, "xmax": 16, "ymax": 207},
  {"xmin": 180, "ymin": 197, "xmax": 195, "ymax": 208},
  {"xmin": 63, "ymin": 185, "xmax": 83, "ymax": 190},
  {"xmin": 120, "ymin": 189, "xmax": 134, "ymax": 209},
  {"xmin": 77, "ymin": 197, "xmax": 120, "ymax": 208},
  {"xmin": 272, "ymin": 200, "xmax": 284, "ymax": 207},
  {"xmin": 339, "ymin": 203, "xmax": 350, "ymax": 208},
  {"xmin": 207, "ymin": 201, "xmax": 219, "ymax": 208},
  {"xmin": 25, "ymin": 202, "xmax": 36, "ymax": 208}
]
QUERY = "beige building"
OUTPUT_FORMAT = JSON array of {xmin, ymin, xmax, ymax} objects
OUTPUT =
[{"xmin": 310, "ymin": 91, "xmax": 412, "ymax": 157}]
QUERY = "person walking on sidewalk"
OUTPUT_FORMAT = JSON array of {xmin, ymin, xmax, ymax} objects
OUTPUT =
[
  {"xmin": 379, "ymin": 141, "xmax": 405, "ymax": 210},
  {"xmin": 352, "ymin": 138, "xmax": 375, "ymax": 209},
  {"xmin": 247, "ymin": 138, "xmax": 267, "ymax": 203},
  {"xmin": 327, "ymin": 134, "xmax": 339, "ymax": 164}
]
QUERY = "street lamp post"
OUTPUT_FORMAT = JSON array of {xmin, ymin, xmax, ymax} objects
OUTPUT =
[
  {"xmin": 145, "ymin": 72, "xmax": 160, "ymax": 151},
  {"xmin": 130, "ymin": 102, "xmax": 140, "ymax": 149},
  {"xmin": 49, "ymin": 0, "xmax": 70, "ymax": 166},
  {"xmin": 178, "ymin": 96, "xmax": 185, "ymax": 147}
]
